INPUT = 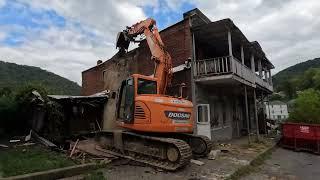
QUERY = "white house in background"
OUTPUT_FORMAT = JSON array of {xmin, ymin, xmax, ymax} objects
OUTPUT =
[{"xmin": 265, "ymin": 100, "xmax": 289, "ymax": 121}]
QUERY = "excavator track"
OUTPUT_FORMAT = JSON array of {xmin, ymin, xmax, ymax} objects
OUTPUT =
[
  {"xmin": 180, "ymin": 134, "xmax": 213, "ymax": 157},
  {"xmin": 151, "ymin": 133, "xmax": 214, "ymax": 157},
  {"xmin": 95, "ymin": 131, "xmax": 192, "ymax": 171}
]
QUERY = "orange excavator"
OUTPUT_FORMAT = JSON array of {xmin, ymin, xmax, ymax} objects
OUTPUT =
[{"xmin": 96, "ymin": 18, "xmax": 212, "ymax": 170}]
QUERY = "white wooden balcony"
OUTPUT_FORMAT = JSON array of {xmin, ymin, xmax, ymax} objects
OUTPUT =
[{"xmin": 194, "ymin": 56, "xmax": 273, "ymax": 91}]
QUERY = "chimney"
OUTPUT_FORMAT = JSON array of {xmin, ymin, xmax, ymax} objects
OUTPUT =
[{"xmin": 97, "ymin": 60, "xmax": 103, "ymax": 65}]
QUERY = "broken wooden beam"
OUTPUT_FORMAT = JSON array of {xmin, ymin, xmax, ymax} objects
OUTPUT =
[{"xmin": 31, "ymin": 130, "xmax": 57, "ymax": 148}]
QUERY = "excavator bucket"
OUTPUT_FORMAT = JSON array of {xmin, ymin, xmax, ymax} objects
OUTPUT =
[{"xmin": 116, "ymin": 31, "xmax": 130, "ymax": 50}]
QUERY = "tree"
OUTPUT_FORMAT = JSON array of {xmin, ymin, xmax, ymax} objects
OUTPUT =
[
  {"xmin": 289, "ymin": 89, "xmax": 320, "ymax": 124},
  {"xmin": 281, "ymin": 80, "xmax": 296, "ymax": 99}
]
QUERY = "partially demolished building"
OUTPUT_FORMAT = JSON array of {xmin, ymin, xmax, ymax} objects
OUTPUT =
[{"xmin": 82, "ymin": 8, "xmax": 274, "ymax": 141}]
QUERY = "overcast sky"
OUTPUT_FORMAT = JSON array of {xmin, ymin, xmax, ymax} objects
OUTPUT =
[{"xmin": 0, "ymin": 0, "xmax": 320, "ymax": 85}]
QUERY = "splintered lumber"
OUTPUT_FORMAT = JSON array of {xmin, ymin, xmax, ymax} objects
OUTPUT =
[
  {"xmin": 31, "ymin": 130, "xmax": 57, "ymax": 148},
  {"xmin": 69, "ymin": 139, "xmax": 79, "ymax": 157},
  {"xmin": 0, "ymin": 144, "xmax": 9, "ymax": 148}
]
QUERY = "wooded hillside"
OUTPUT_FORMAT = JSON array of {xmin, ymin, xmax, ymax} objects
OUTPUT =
[
  {"xmin": 0, "ymin": 61, "xmax": 80, "ymax": 95},
  {"xmin": 273, "ymin": 57, "xmax": 320, "ymax": 91}
]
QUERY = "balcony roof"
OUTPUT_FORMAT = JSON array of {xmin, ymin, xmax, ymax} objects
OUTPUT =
[
  {"xmin": 192, "ymin": 18, "xmax": 274, "ymax": 69},
  {"xmin": 251, "ymin": 41, "xmax": 274, "ymax": 69}
]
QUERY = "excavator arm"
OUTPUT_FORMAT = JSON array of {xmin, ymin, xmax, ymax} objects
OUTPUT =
[{"xmin": 116, "ymin": 18, "xmax": 172, "ymax": 94}]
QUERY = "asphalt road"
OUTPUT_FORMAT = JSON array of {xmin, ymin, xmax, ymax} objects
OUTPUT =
[{"xmin": 242, "ymin": 147, "xmax": 320, "ymax": 180}]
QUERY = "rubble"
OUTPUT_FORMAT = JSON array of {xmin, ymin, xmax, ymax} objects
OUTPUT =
[
  {"xmin": 190, "ymin": 159, "xmax": 205, "ymax": 166},
  {"xmin": 9, "ymin": 139, "xmax": 20, "ymax": 143},
  {"xmin": 0, "ymin": 144, "xmax": 9, "ymax": 148},
  {"xmin": 31, "ymin": 130, "xmax": 57, "ymax": 148},
  {"xmin": 208, "ymin": 150, "xmax": 221, "ymax": 160},
  {"xmin": 18, "ymin": 142, "xmax": 36, "ymax": 147}
]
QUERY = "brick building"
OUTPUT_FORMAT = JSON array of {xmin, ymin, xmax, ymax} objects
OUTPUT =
[{"xmin": 82, "ymin": 8, "xmax": 274, "ymax": 141}]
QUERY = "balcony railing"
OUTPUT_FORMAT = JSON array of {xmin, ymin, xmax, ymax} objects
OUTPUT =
[
  {"xmin": 194, "ymin": 56, "xmax": 273, "ymax": 91},
  {"xmin": 255, "ymin": 74, "xmax": 273, "ymax": 91},
  {"xmin": 195, "ymin": 56, "xmax": 231, "ymax": 76}
]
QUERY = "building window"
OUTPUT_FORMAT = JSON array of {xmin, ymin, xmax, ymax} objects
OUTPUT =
[{"xmin": 197, "ymin": 105, "xmax": 209, "ymax": 123}]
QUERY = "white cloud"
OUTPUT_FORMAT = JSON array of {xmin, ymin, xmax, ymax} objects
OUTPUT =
[
  {"xmin": 190, "ymin": 0, "xmax": 320, "ymax": 74},
  {"xmin": 0, "ymin": 32, "xmax": 6, "ymax": 41},
  {"xmin": 0, "ymin": 0, "xmax": 5, "ymax": 8},
  {"xmin": 0, "ymin": 24, "xmax": 113, "ymax": 84},
  {"xmin": 1, "ymin": 0, "xmax": 153, "ymax": 84}
]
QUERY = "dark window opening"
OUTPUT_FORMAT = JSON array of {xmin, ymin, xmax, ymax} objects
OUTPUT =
[{"xmin": 137, "ymin": 79, "xmax": 157, "ymax": 94}]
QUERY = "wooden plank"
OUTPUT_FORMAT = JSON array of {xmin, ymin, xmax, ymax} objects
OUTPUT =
[
  {"xmin": 31, "ymin": 130, "xmax": 57, "ymax": 148},
  {"xmin": 222, "ymin": 57, "xmax": 225, "ymax": 72}
]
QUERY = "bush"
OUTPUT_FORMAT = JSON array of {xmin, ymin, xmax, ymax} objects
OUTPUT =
[
  {"xmin": 288, "ymin": 89, "xmax": 320, "ymax": 124},
  {"xmin": 0, "ymin": 84, "xmax": 49, "ymax": 136}
]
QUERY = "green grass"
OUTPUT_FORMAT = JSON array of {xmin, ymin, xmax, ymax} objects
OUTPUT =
[
  {"xmin": 84, "ymin": 170, "xmax": 106, "ymax": 180},
  {"xmin": 0, "ymin": 146, "xmax": 76, "ymax": 177}
]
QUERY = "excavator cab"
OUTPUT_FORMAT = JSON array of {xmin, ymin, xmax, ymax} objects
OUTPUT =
[
  {"xmin": 117, "ymin": 75, "xmax": 158, "ymax": 124},
  {"xmin": 117, "ymin": 77, "xmax": 135, "ymax": 123}
]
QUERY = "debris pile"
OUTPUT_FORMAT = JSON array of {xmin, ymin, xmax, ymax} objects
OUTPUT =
[{"xmin": 68, "ymin": 139, "xmax": 118, "ymax": 165}]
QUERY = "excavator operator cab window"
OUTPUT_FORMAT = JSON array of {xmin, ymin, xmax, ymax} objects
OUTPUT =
[
  {"xmin": 118, "ymin": 78, "xmax": 134, "ymax": 123},
  {"xmin": 137, "ymin": 78, "xmax": 157, "ymax": 95}
]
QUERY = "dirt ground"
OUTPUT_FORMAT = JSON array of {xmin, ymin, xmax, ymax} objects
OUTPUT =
[
  {"xmin": 242, "ymin": 148, "xmax": 320, "ymax": 180},
  {"xmin": 100, "ymin": 137, "xmax": 274, "ymax": 180}
]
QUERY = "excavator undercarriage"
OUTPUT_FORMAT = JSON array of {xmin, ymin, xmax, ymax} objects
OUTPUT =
[{"xmin": 93, "ymin": 131, "xmax": 212, "ymax": 170}]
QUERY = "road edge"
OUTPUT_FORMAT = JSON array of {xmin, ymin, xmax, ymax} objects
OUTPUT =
[{"xmin": 226, "ymin": 140, "xmax": 279, "ymax": 180}]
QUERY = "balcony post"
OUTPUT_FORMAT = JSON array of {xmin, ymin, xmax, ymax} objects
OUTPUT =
[
  {"xmin": 241, "ymin": 45, "xmax": 244, "ymax": 64},
  {"xmin": 228, "ymin": 30, "xmax": 234, "ymax": 71},
  {"xmin": 268, "ymin": 69, "xmax": 272, "ymax": 85},
  {"xmin": 264, "ymin": 68, "xmax": 268, "ymax": 81},
  {"xmin": 250, "ymin": 54, "xmax": 255, "ymax": 72},
  {"xmin": 228, "ymin": 30, "xmax": 233, "ymax": 57},
  {"xmin": 244, "ymin": 85, "xmax": 251, "ymax": 144},
  {"xmin": 258, "ymin": 59, "xmax": 262, "ymax": 77},
  {"xmin": 253, "ymin": 88, "xmax": 260, "ymax": 140}
]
